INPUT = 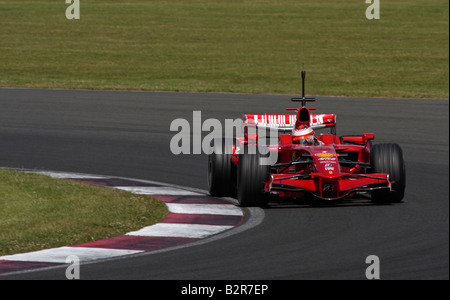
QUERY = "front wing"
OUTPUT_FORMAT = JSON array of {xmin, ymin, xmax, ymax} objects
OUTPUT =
[{"xmin": 267, "ymin": 173, "xmax": 391, "ymax": 200}]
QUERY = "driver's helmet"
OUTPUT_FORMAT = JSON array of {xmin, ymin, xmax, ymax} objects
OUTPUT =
[{"xmin": 292, "ymin": 124, "xmax": 315, "ymax": 145}]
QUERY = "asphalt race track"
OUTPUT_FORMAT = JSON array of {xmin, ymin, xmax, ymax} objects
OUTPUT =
[{"xmin": 0, "ymin": 88, "xmax": 448, "ymax": 280}]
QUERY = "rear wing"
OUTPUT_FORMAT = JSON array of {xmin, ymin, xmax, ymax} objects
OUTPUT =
[
  {"xmin": 242, "ymin": 66, "xmax": 336, "ymax": 135},
  {"xmin": 243, "ymin": 113, "xmax": 336, "ymax": 132}
]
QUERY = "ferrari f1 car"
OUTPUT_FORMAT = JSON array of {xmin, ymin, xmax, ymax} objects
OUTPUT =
[{"xmin": 207, "ymin": 70, "xmax": 406, "ymax": 207}]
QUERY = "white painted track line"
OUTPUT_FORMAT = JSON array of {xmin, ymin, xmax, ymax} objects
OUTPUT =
[
  {"xmin": 126, "ymin": 223, "xmax": 234, "ymax": 238},
  {"xmin": 0, "ymin": 247, "xmax": 142, "ymax": 264},
  {"xmin": 113, "ymin": 186, "xmax": 203, "ymax": 196},
  {"xmin": 29, "ymin": 171, "xmax": 109, "ymax": 179},
  {"xmin": 166, "ymin": 203, "xmax": 243, "ymax": 216}
]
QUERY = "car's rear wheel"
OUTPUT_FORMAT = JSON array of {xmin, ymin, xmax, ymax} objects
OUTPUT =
[
  {"xmin": 237, "ymin": 145, "xmax": 271, "ymax": 207},
  {"xmin": 370, "ymin": 143, "xmax": 406, "ymax": 203},
  {"xmin": 207, "ymin": 138, "xmax": 236, "ymax": 197}
]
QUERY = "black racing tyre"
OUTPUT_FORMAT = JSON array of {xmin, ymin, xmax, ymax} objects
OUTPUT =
[
  {"xmin": 370, "ymin": 143, "xmax": 406, "ymax": 203},
  {"xmin": 237, "ymin": 145, "xmax": 271, "ymax": 207},
  {"xmin": 207, "ymin": 138, "xmax": 236, "ymax": 197}
]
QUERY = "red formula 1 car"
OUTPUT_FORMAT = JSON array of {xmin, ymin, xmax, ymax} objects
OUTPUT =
[{"xmin": 207, "ymin": 71, "xmax": 406, "ymax": 207}]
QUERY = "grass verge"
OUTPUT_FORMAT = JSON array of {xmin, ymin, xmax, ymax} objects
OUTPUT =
[
  {"xmin": 0, "ymin": 169, "xmax": 168, "ymax": 256},
  {"xmin": 0, "ymin": 0, "xmax": 448, "ymax": 98}
]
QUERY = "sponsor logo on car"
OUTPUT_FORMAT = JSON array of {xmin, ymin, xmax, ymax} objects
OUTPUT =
[{"xmin": 316, "ymin": 152, "xmax": 333, "ymax": 158}]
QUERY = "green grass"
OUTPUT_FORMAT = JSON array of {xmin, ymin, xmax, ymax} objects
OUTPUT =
[
  {"xmin": 0, "ymin": 0, "xmax": 448, "ymax": 98},
  {"xmin": 0, "ymin": 169, "xmax": 168, "ymax": 256}
]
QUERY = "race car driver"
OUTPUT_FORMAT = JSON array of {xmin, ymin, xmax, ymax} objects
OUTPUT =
[{"xmin": 292, "ymin": 124, "xmax": 322, "ymax": 146}]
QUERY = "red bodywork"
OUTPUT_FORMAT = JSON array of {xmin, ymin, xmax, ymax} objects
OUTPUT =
[{"xmin": 231, "ymin": 107, "xmax": 392, "ymax": 200}]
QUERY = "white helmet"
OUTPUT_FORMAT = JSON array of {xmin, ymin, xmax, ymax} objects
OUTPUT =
[{"xmin": 292, "ymin": 124, "xmax": 315, "ymax": 145}]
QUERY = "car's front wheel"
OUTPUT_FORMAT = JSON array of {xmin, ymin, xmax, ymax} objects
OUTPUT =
[
  {"xmin": 237, "ymin": 145, "xmax": 271, "ymax": 207},
  {"xmin": 370, "ymin": 143, "xmax": 406, "ymax": 203}
]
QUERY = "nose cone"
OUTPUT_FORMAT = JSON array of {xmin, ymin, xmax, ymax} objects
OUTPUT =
[{"xmin": 312, "ymin": 147, "xmax": 340, "ymax": 176}]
